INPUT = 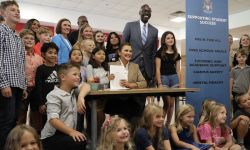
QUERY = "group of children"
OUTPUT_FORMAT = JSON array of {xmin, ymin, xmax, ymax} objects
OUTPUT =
[
  {"xmin": 2, "ymin": 1, "xmax": 249, "ymax": 150},
  {"xmin": 230, "ymin": 37, "xmax": 250, "ymax": 150},
  {"xmin": 4, "ymin": 100, "xmax": 244, "ymax": 150}
]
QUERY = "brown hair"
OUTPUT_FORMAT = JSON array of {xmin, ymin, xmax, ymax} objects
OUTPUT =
[
  {"xmin": 175, "ymin": 104, "xmax": 195, "ymax": 134},
  {"xmin": 208, "ymin": 103, "xmax": 228, "ymax": 136},
  {"xmin": 235, "ymin": 93, "xmax": 248, "ymax": 104},
  {"xmin": 115, "ymin": 42, "xmax": 131, "ymax": 60},
  {"xmin": 78, "ymin": 23, "xmax": 93, "ymax": 41},
  {"xmin": 37, "ymin": 26, "xmax": 50, "ymax": 35},
  {"xmin": 55, "ymin": 18, "xmax": 71, "ymax": 34},
  {"xmin": 236, "ymin": 48, "xmax": 249, "ymax": 57},
  {"xmin": 0, "ymin": 0, "xmax": 19, "ymax": 11},
  {"xmin": 94, "ymin": 30, "xmax": 105, "ymax": 48},
  {"xmin": 141, "ymin": 103, "xmax": 164, "ymax": 146},
  {"xmin": 4, "ymin": 124, "xmax": 43, "ymax": 150},
  {"xmin": 239, "ymin": 34, "xmax": 250, "ymax": 49},
  {"xmin": 159, "ymin": 31, "xmax": 179, "ymax": 61},
  {"xmin": 24, "ymin": 19, "xmax": 39, "ymax": 31},
  {"xmin": 19, "ymin": 29, "xmax": 34, "ymax": 38},
  {"xmin": 57, "ymin": 63, "xmax": 80, "ymax": 76},
  {"xmin": 198, "ymin": 99, "xmax": 216, "ymax": 125}
]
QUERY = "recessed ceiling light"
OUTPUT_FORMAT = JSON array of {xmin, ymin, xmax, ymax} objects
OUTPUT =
[
  {"xmin": 170, "ymin": 17, "xmax": 186, "ymax": 23},
  {"xmin": 233, "ymin": 37, "xmax": 239, "ymax": 41}
]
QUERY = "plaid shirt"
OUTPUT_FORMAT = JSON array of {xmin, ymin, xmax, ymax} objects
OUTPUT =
[{"xmin": 0, "ymin": 24, "xmax": 26, "ymax": 89}]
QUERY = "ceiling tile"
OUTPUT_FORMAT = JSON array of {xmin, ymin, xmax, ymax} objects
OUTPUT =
[{"xmin": 17, "ymin": 0, "xmax": 250, "ymax": 30}]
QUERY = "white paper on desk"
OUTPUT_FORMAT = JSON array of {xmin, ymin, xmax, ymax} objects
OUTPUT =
[{"xmin": 110, "ymin": 65, "xmax": 128, "ymax": 90}]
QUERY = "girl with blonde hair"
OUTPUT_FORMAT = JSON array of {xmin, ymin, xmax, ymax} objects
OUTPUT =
[
  {"xmin": 97, "ymin": 116, "xmax": 133, "ymax": 150},
  {"xmin": 170, "ymin": 104, "xmax": 212, "ymax": 150},
  {"xmin": 198, "ymin": 99, "xmax": 216, "ymax": 125},
  {"xmin": 134, "ymin": 103, "xmax": 171, "ymax": 150},
  {"xmin": 73, "ymin": 24, "xmax": 93, "ymax": 50}
]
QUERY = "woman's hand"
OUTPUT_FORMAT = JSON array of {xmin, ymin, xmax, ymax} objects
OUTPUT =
[
  {"xmin": 120, "ymin": 79, "xmax": 129, "ymax": 87},
  {"xmin": 120, "ymin": 79, "xmax": 135, "ymax": 88},
  {"xmin": 108, "ymin": 74, "xmax": 115, "ymax": 80}
]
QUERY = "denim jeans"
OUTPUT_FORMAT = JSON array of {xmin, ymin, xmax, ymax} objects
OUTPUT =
[
  {"xmin": 161, "ymin": 74, "xmax": 179, "ymax": 88},
  {"xmin": 0, "ymin": 87, "xmax": 23, "ymax": 150}
]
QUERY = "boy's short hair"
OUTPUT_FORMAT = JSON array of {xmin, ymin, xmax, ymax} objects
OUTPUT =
[
  {"xmin": 0, "ymin": 0, "xmax": 19, "ymax": 11},
  {"xmin": 235, "ymin": 93, "xmax": 247, "ymax": 104},
  {"xmin": 57, "ymin": 63, "xmax": 80, "ymax": 82},
  {"xmin": 236, "ymin": 49, "xmax": 249, "ymax": 57},
  {"xmin": 19, "ymin": 29, "xmax": 34, "ymax": 38},
  {"xmin": 37, "ymin": 26, "xmax": 50, "ymax": 35},
  {"xmin": 41, "ymin": 42, "xmax": 59, "ymax": 53}
]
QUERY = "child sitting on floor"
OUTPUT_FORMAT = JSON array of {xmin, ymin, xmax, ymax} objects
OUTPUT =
[{"xmin": 41, "ymin": 63, "xmax": 90, "ymax": 150}]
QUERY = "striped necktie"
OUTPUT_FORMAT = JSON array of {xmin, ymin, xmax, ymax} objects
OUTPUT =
[{"xmin": 141, "ymin": 24, "xmax": 147, "ymax": 45}]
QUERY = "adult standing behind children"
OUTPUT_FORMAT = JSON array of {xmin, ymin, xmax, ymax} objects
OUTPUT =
[
  {"xmin": 0, "ymin": 1, "xmax": 26, "ymax": 149},
  {"xmin": 122, "ymin": 4, "xmax": 158, "ymax": 87},
  {"xmin": 24, "ymin": 18, "xmax": 40, "ymax": 44},
  {"xmin": 52, "ymin": 18, "xmax": 72, "ymax": 64},
  {"xmin": 68, "ymin": 15, "xmax": 88, "ymax": 46}
]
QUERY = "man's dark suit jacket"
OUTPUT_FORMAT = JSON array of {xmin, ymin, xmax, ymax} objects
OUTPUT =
[
  {"xmin": 68, "ymin": 29, "xmax": 79, "ymax": 46},
  {"xmin": 122, "ymin": 20, "xmax": 158, "ymax": 82}
]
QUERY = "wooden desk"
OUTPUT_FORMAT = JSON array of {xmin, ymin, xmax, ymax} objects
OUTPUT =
[{"xmin": 87, "ymin": 87, "xmax": 199, "ymax": 149}]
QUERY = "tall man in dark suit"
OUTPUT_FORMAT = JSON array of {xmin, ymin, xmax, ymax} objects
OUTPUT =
[
  {"xmin": 121, "ymin": 4, "xmax": 158, "ymax": 129},
  {"xmin": 68, "ymin": 15, "xmax": 88, "ymax": 46},
  {"xmin": 122, "ymin": 4, "xmax": 158, "ymax": 87}
]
